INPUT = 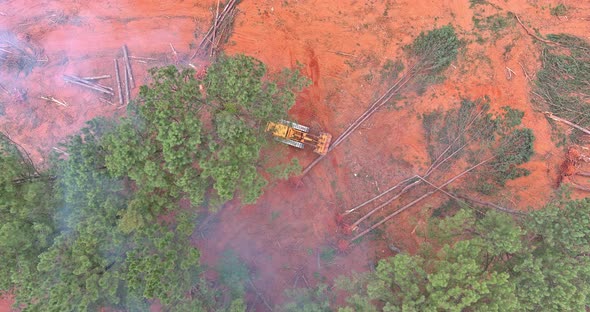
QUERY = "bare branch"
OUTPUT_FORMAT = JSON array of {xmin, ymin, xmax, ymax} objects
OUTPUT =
[{"xmin": 545, "ymin": 112, "xmax": 590, "ymax": 136}]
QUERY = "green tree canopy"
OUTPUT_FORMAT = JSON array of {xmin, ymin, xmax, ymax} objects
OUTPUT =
[
  {"xmin": 511, "ymin": 198, "xmax": 590, "ymax": 310},
  {"xmin": 105, "ymin": 54, "xmax": 308, "ymax": 216},
  {"xmin": 0, "ymin": 134, "xmax": 58, "ymax": 301},
  {"xmin": 337, "ymin": 198, "xmax": 590, "ymax": 311},
  {"xmin": 0, "ymin": 54, "xmax": 308, "ymax": 311}
]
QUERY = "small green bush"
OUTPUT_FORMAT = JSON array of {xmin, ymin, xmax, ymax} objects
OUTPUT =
[
  {"xmin": 320, "ymin": 247, "xmax": 336, "ymax": 263},
  {"xmin": 550, "ymin": 4, "xmax": 568, "ymax": 16},
  {"xmin": 407, "ymin": 25, "xmax": 460, "ymax": 76},
  {"xmin": 473, "ymin": 14, "xmax": 512, "ymax": 33},
  {"xmin": 469, "ymin": 0, "xmax": 489, "ymax": 8}
]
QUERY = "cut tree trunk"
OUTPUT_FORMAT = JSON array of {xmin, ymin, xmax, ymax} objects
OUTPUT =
[{"xmin": 349, "ymin": 157, "xmax": 493, "ymax": 242}]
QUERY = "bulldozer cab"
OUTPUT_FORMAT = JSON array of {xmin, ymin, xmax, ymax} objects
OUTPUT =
[{"xmin": 266, "ymin": 120, "xmax": 332, "ymax": 155}]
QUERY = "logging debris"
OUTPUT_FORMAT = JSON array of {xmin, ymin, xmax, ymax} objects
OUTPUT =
[
  {"xmin": 63, "ymin": 74, "xmax": 114, "ymax": 95},
  {"xmin": 545, "ymin": 112, "xmax": 590, "ymax": 136},
  {"xmin": 129, "ymin": 55, "xmax": 158, "ymax": 61},
  {"xmin": 191, "ymin": 0, "xmax": 240, "ymax": 59},
  {"xmin": 39, "ymin": 95, "xmax": 67, "ymax": 106}
]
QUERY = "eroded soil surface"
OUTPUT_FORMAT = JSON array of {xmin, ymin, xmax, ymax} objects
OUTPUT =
[{"xmin": 1, "ymin": 0, "xmax": 590, "ymax": 310}]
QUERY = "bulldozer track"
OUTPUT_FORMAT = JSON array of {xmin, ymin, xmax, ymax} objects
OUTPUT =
[
  {"xmin": 301, "ymin": 63, "xmax": 418, "ymax": 176},
  {"xmin": 280, "ymin": 119, "xmax": 310, "ymax": 133}
]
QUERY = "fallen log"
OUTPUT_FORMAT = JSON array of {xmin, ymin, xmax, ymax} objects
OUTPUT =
[
  {"xmin": 211, "ymin": 0, "xmax": 221, "ymax": 56},
  {"xmin": 0, "ymin": 132, "xmax": 39, "ymax": 176},
  {"xmin": 63, "ymin": 74, "xmax": 113, "ymax": 90},
  {"xmin": 302, "ymin": 27, "xmax": 462, "ymax": 176},
  {"xmin": 345, "ymin": 136, "xmax": 472, "ymax": 224},
  {"xmin": 203, "ymin": 0, "xmax": 237, "ymax": 46},
  {"xmin": 423, "ymin": 105, "xmax": 485, "ymax": 176},
  {"xmin": 417, "ymin": 176, "xmax": 461, "ymax": 201},
  {"xmin": 452, "ymin": 193, "xmax": 526, "ymax": 215},
  {"xmin": 303, "ymin": 62, "xmax": 438, "ymax": 175},
  {"xmin": 191, "ymin": 0, "xmax": 239, "ymax": 59},
  {"xmin": 114, "ymin": 59, "xmax": 123, "ymax": 106},
  {"xmin": 39, "ymin": 95, "xmax": 67, "ymax": 106},
  {"xmin": 350, "ymin": 178, "xmax": 422, "ymax": 228},
  {"xmin": 349, "ymin": 157, "xmax": 493, "ymax": 242},
  {"xmin": 63, "ymin": 75, "xmax": 114, "ymax": 95},
  {"xmin": 122, "ymin": 44, "xmax": 134, "ymax": 88},
  {"xmin": 332, "ymin": 66, "xmax": 416, "ymax": 147},
  {"xmin": 343, "ymin": 118, "xmax": 479, "ymax": 224},
  {"xmin": 95, "ymin": 83, "xmax": 113, "ymax": 92},
  {"xmin": 211, "ymin": 8, "xmax": 236, "ymax": 51},
  {"xmin": 518, "ymin": 62, "xmax": 532, "ymax": 81},
  {"xmin": 343, "ymin": 175, "xmax": 417, "ymax": 215},
  {"xmin": 292, "ymin": 274, "xmax": 300, "ymax": 288},
  {"xmin": 301, "ymin": 70, "xmax": 414, "ymax": 175},
  {"xmin": 123, "ymin": 63, "xmax": 130, "ymax": 104},
  {"xmin": 301, "ymin": 274, "xmax": 310, "ymax": 288},
  {"xmin": 514, "ymin": 14, "xmax": 558, "ymax": 45},
  {"xmin": 169, "ymin": 43, "xmax": 178, "ymax": 63},
  {"xmin": 545, "ymin": 112, "xmax": 590, "ymax": 136},
  {"xmin": 99, "ymin": 98, "xmax": 113, "ymax": 105},
  {"xmin": 52, "ymin": 147, "xmax": 69, "ymax": 156},
  {"xmin": 346, "ymin": 139, "xmax": 470, "ymax": 224},
  {"xmin": 248, "ymin": 277, "xmax": 273, "ymax": 312},
  {"xmin": 328, "ymin": 50, "xmax": 357, "ymax": 58},
  {"xmin": 82, "ymin": 75, "xmax": 111, "ymax": 81},
  {"xmin": 129, "ymin": 55, "xmax": 158, "ymax": 61},
  {"xmin": 570, "ymin": 180, "xmax": 590, "ymax": 192}
]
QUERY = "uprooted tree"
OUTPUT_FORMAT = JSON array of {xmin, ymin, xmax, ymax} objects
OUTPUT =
[
  {"xmin": 534, "ymin": 34, "xmax": 590, "ymax": 143},
  {"xmin": 0, "ymin": 54, "xmax": 308, "ymax": 311},
  {"xmin": 303, "ymin": 24, "xmax": 460, "ymax": 175},
  {"xmin": 340, "ymin": 98, "xmax": 534, "ymax": 243}
]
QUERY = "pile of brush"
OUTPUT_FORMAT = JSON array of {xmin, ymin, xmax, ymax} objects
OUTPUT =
[{"xmin": 194, "ymin": 0, "xmax": 241, "ymax": 59}]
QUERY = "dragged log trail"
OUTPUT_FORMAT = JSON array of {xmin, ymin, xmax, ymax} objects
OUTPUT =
[{"xmin": 302, "ymin": 25, "xmax": 460, "ymax": 176}]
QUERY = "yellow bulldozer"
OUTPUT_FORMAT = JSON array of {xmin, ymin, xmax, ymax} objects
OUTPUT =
[{"xmin": 266, "ymin": 120, "xmax": 332, "ymax": 155}]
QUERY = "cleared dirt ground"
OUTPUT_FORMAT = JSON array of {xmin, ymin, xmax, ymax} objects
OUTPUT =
[{"xmin": 1, "ymin": 0, "xmax": 589, "ymax": 310}]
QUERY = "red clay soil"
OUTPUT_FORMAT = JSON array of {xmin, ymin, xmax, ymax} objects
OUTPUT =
[
  {"xmin": 558, "ymin": 146, "xmax": 590, "ymax": 195},
  {"xmin": 0, "ymin": 0, "xmax": 214, "ymax": 165},
  {"xmin": 0, "ymin": 294, "xmax": 11, "ymax": 312},
  {"xmin": 2, "ymin": 0, "xmax": 590, "ymax": 310}
]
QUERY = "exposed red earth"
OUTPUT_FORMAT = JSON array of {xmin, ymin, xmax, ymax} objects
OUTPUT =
[{"xmin": 2, "ymin": 0, "xmax": 589, "ymax": 310}]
